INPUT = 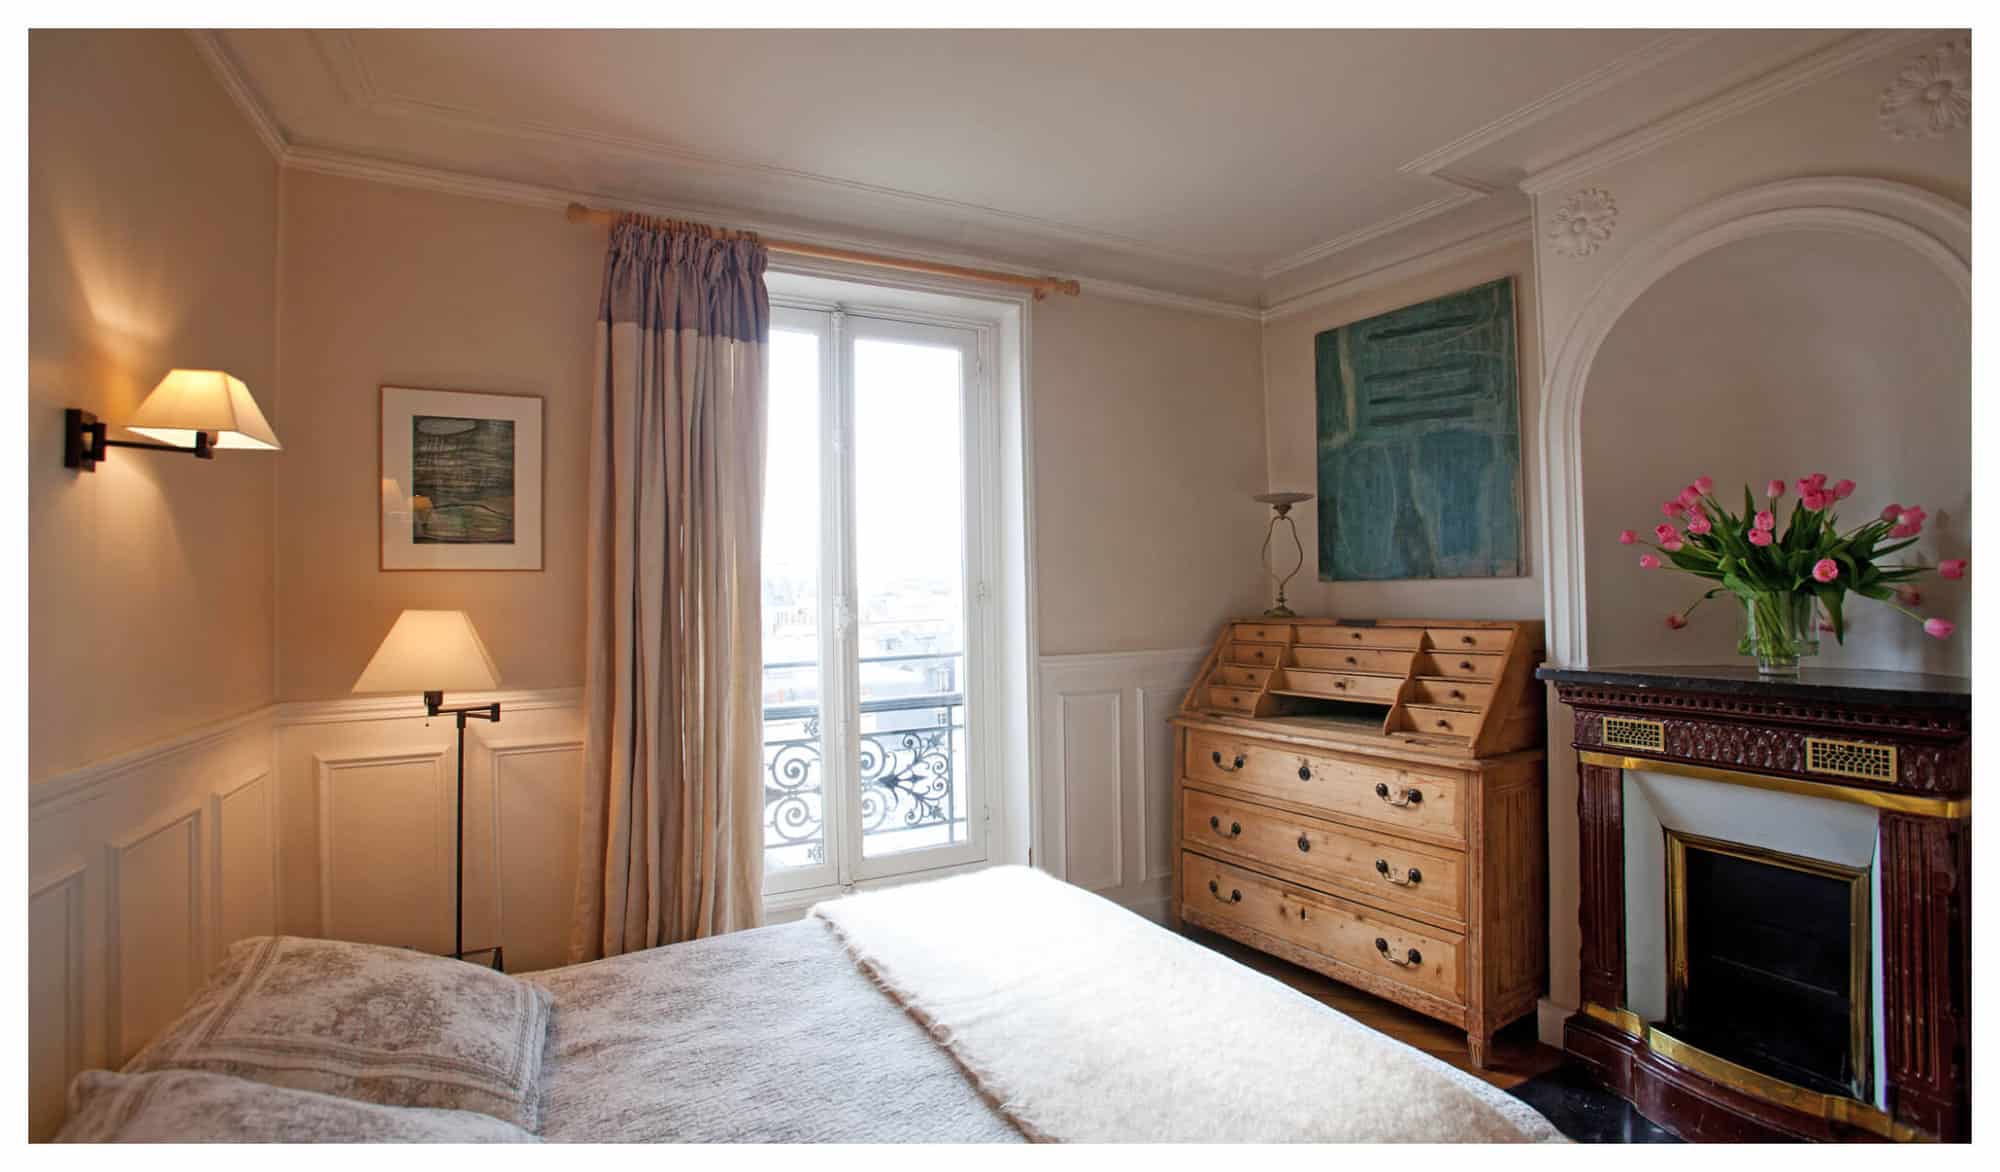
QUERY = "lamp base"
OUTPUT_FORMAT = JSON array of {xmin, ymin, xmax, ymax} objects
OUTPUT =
[{"xmin": 1263, "ymin": 603, "xmax": 1298, "ymax": 618}]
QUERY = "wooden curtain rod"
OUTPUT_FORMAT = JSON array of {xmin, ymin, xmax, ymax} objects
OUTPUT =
[{"xmin": 565, "ymin": 203, "xmax": 1080, "ymax": 300}]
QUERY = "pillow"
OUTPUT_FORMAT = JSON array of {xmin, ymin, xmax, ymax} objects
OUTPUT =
[
  {"xmin": 123, "ymin": 935, "xmax": 551, "ymax": 1131},
  {"xmin": 57, "ymin": 1070, "xmax": 539, "ymax": 1143}
]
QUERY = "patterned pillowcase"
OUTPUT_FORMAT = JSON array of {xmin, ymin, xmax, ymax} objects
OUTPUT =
[
  {"xmin": 57, "ymin": 1070, "xmax": 540, "ymax": 1143},
  {"xmin": 123, "ymin": 936, "xmax": 552, "ymax": 1131}
]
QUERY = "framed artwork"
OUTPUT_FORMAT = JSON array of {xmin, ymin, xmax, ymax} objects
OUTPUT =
[
  {"xmin": 379, "ymin": 386, "xmax": 544, "ymax": 571},
  {"xmin": 1313, "ymin": 277, "xmax": 1523, "ymax": 581}
]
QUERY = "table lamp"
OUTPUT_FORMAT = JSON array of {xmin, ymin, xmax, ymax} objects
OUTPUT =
[
  {"xmin": 352, "ymin": 609, "xmax": 504, "ymax": 969},
  {"xmin": 1254, "ymin": 491, "xmax": 1313, "ymax": 618}
]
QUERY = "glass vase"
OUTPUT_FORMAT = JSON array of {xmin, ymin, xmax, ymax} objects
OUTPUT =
[{"xmin": 1738, "ymin": 591, "xmax": 1818, "ymax": 676}]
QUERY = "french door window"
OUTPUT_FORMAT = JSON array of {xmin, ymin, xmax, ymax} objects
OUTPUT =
[{"xmin": 761, "ymin": 303, "xmax": 994, "ymax": 895}]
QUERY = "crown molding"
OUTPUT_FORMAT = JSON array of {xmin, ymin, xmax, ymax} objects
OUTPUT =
[
  {"xmin": 185, "ymin": 30, "xmax": 288, "ymax": 158},
  {"xmin": 1398, "ymin": 31, "xmax": 1714, "ymax": 183},
  {"xmin": 1260, "ymin": 188, "xmax": 1488, "ymax": 279},
  {"xmin": 1260, "ymin": 218, "xmax": 1531, "ymax": 324},
  {"xmin": 282, "ymin": 144, "xmax": 1268, "ymax": 318},
  {"xmin": 1519, "ymin": 29, "xmax": 1933, "ymax": 195}
]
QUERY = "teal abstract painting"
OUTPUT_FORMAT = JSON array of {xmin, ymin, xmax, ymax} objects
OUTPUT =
[{"xmin": 1314, "ymin": 278, "xmax": 1522, "ymax": 580}]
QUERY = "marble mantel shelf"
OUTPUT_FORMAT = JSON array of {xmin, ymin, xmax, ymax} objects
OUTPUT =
[{"xmin": 1535, "ymin": 664, "xmax": 1970, "ymax": 712}]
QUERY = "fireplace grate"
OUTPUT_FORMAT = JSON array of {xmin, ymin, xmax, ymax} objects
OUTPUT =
[
  {"xmin": 1804, "ymin": 737, "xmax": 1897, "ymax": 783},
  {"xmin": 1602, "ymin": 716, "xmax": 1665, "ymax": 752}
]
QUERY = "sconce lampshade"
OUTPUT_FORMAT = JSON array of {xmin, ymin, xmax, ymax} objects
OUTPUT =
[
  {"xmin": 352, "ymin": 610, "xmax": 501, "ymax": 694},
  {"xmin": 125, "ymin": 369, "xmax": 282, "ymax": 451}
]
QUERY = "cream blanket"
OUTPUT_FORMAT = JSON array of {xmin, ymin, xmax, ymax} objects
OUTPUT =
[{"xmin": 812, "ymin": 866, "xmax": 1564, "ymax": 1143}]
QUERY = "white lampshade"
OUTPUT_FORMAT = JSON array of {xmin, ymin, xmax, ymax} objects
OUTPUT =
[
  {"xmin": 352, "ymin": 610, "xmax": 501, "ymax": 695},
  {"xmin": 125, "ymin": 369, "xmax": 282, "ymax": 451}
]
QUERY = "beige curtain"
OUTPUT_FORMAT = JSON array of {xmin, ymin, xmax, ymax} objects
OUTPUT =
[{"xmin": 571, "ymin": 218, "xmax": 770, "ymax": 959}]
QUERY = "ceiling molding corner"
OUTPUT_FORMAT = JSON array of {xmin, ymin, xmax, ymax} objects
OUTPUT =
[
  {"xmin": 1260, "ymin": 218, "xmax": 1531, "ymax": 324},
  {"xmin": 1260, "ymin": 188, "xmax": 1489, "ymax": 279},
  {"xmin": 185, "ymin": 30, "xmax": 288, "ymax": 160},
  {"xmin": 1519, "ymin": 29, "xmax": 1934, "ymax": 195}
]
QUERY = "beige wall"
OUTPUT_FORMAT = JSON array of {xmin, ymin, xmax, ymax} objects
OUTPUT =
[
  {"xmin": 274, "ymin": 172, "xmax": 599, "ymax": 699},
  {"xmin": 1258, "ymin": 241, "xmax": 1543, "ymax": 623},
  {"xmin": 275, "ymin": 172, "xmax": 1267, "ymax": 695},
  {"xmin": 28, "ymin": 30, "xmax": 280, "ymax": 780},
  {"xmin": 1032, "ymin": 296, "xmax": 1268, "ymax": 654}
]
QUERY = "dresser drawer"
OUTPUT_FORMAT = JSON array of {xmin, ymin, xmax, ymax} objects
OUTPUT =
[
  {"xmin": 1211, "ymin": 663, "xmax": 1271, "ymax": 689},
  {"xmin": 1182, "ymin": 788, "xmax": 1465, "ymax": 925},
  {"xmin": 1228, "ymin": 640, "xmax": 1286, "ymax": 667},
  {"xmin": 1404, "ymin": 705, "xmax": 1479, "ymax": 738},
  {"xmin": 1406, "ymin": 678, "xmax": 1493, "ymax": 708},
  {"xmin": 1232, "ymin": 623, "xmax": 1292, "ymax": 645},
  {"xmin": 1208, "ymin": 686, "xmax": 1259, "ymax": 714},
  {"xmin": 1416, "ymin": 650, "xmax": 1505, "ymax": 680},
  {"xmin": 1425, "ymin": 628, "xmax": 1512, "ymax": 654},
  {"xmin": 1181, "ymin": 852, "xmax": 1464, "ymax": 1005},
  {"xmin": 1184, "ymin": 729, "xmax": 1464, "ymax": 844},
  {"xmin": 1273, "ymin": 668, "xmax": 1402, "ymax": 703},
  {"xmin": 1297, "ymin": 624, "xmax": 1427, "ymax": 651},
  {"xmin": 1291, "ymin": 645, "xmax": 1414, "ymax": 675}
]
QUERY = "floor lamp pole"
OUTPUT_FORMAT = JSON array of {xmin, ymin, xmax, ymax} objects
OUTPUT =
[{"xmin": 426, "ymin": 691, "xmax": 501, "ymax": 968}]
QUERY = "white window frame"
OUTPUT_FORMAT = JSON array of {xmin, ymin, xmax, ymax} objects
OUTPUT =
[{"xmin": 762, "ymin": 296, "xmax": 1004, "ymax": 900}]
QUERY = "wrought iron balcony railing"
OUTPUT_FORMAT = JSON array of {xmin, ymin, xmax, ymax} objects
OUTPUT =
[{"xmin": 762, "ymin": 654, "xmax": 966, "ymax": 868}]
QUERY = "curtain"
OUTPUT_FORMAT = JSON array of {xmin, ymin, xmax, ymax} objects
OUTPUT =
[{"xmin": 571, "ymin": 218, "xmax": 770, "ymax": 959}]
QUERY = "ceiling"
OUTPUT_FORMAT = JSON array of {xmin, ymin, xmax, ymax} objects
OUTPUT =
[{"xmin": 211, "ymin": 28, "xmax": 1861, "ymax": 310}]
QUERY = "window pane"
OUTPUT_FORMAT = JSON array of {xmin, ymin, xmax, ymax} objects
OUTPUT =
[
  {"xmin": 851, "ymin": 338, "xmax": 968, "ymax": 859},
  {"xmin": 761, "ymin": 328, "xmax": 824, "ymax": 873}
]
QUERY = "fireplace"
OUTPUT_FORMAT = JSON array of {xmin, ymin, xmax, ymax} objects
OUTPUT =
[
  {"xmin": 1539, "ymin": 664, "xmax": 1970, "ymax": 1142},
  {"xmin": 1664, "ymin": 831, "xmax": 1870, "ymax": 1101}
]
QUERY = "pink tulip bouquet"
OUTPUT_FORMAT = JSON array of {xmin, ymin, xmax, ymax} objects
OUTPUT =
[{"xmin": 1621, "ymin": 473, "xmax": 1966, "ymax": 674}]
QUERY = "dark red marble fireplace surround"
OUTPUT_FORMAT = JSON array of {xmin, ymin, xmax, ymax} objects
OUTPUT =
[{"xmin": 1539, "ymin": 665, "xmax": 1970, "ymax": 1142}]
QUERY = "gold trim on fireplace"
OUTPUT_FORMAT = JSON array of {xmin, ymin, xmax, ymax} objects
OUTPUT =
[
  {"xmin": 1664, "ymin": 830, "xmax": 1872, "ymax": 1111},
  {"xmin": 1579, "ymin": 1002, "xmax": 1924, "ymax": 1141},
  {"xmin": 1577, "ymin": 751, "xmax": 1969, "ymax": 818}
]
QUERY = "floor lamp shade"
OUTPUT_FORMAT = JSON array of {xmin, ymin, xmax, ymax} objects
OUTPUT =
[
  {"xmin": 125, "ymin": 369, "xmax": 283, "ymax": 451},
  {"xmin": 352, "ymin": 610, "xmax": 501, "ymax": 694}
]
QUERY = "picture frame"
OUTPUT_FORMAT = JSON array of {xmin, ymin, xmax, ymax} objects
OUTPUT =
[{"xmin": 379, "ymin": 385, "xmax": 544, "ymax": 571}]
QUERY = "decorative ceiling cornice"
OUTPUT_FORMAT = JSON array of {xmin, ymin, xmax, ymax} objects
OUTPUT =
[{"xmin": 1518, "ymin": 29, "xmax": 1934, "ymax": 195}]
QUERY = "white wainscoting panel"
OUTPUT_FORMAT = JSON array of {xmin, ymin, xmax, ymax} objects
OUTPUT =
[
  {"xmin": 210, "ymin": 770, "xmax": 277, "ymax": 967},
  {"xmin": 481, "ymin": 735, "xmax": 586, "ymax": 973},
  {"xmin": 315, "ymin": 748, "xmax": 453, "ymax": 953},
  {"xmin": 1037, "ymin": 648, "xmax": 1207, "ymax": 921},
  {"xmin": 28, "ymin": 706, "xmax": 278, "ymax": 1138},
  {"xmin": 29, "ymin": 868, "xmax": 86, "ymax": 1141}
]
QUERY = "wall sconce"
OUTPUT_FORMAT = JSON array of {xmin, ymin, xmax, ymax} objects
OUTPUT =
[{"xmin": 65, "ymin": 369, "xmax": 282, "ymax": 471}]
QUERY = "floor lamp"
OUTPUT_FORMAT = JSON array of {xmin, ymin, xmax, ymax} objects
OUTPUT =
[{"xmin": 352, "ymin": 609, "xmax": 506, "ymax": 970}]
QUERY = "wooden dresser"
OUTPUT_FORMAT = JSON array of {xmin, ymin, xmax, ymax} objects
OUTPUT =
[{"xmin": 1170, "ymin": 616, "xmax": 1547, "ymax": 1066}]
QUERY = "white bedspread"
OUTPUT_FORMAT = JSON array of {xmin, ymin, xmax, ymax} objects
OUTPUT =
[{"xmin": 812, "ymin": 865, "xmax": 1564, "ymax": 1143}]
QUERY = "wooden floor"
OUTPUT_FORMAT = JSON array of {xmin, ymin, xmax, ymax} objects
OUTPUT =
[{"xmin": 1186, "ymin": 927, "xmax": 1565, "ymax": 1091}]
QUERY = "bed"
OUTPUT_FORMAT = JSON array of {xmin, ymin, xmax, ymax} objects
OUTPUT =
[{"xmin": 57, "ymin": 866, "xmax": 1562, "ymax": 1143}]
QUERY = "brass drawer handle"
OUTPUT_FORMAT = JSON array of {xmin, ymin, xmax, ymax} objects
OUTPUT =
[
  {"xmin": 1211, "ymin": 750, "xmax": 1246, "ymax": 772},
  {"xmin": 1434, "ymin": 718, "xmax": 1453, "ymax": 730},
  {"xmin": 1458, "ymin": 660, "xmax": 1475, "ymax": 672},
  {"xmin": 1207, "ymin": 879, "xmax": 1242, "ymax": 904},
  {"xmin": 1375, "ymin": 937, "xmax": 1422, "ymax": 966},
  {"xmin": 1460, "ymin": 635, "xmax": 1477, "ymax": 646},
  {"xmin": 1332, "ymin": 679, "xmax": 1347, "ymax": 690},
  {"xmin": 1296, "ymin": 833, "xmax": 1311, "ymax": 853},
  {"xmin": 1374, "ymin": 782, "xmax": 1423, "ymax": 807},
  {"xmin": 1447, "ymin": 688, "xmax": 1467, "ymax": 702},
  {"xmin": 1296, "ymin": 760, "xmax": 1313, "ymax": 781},
  {"xmin": 1344, "ymin": 655, "xmax": 1359, "ymax": 666},
  {"xmin": 1208, "ymin": 815, "xmax": 1241, "ymax": 838},
  {"xmin": 1375, "ymin": 858, "xmax": 1422, "ymax": 886}
]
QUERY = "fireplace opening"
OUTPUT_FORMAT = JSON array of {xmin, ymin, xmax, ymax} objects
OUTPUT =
[{"xmin": 1665, "ymin": 830, "xmax": 1871, "ymax": 1101}]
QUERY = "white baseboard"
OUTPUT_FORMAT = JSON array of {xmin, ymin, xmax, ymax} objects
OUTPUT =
[{"xmin": 1537, "ymin": 996, "xmax": 1574, "ymax": 1049}]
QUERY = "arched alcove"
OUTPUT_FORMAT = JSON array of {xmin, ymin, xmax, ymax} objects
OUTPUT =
[
  {"xmin": 1537, "ymin": 177, "xmax": 1971, "ymax": 668},
  {"xmin": 1580, "ymin": 228, "xmax": 1969, "ymax": 673}
]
